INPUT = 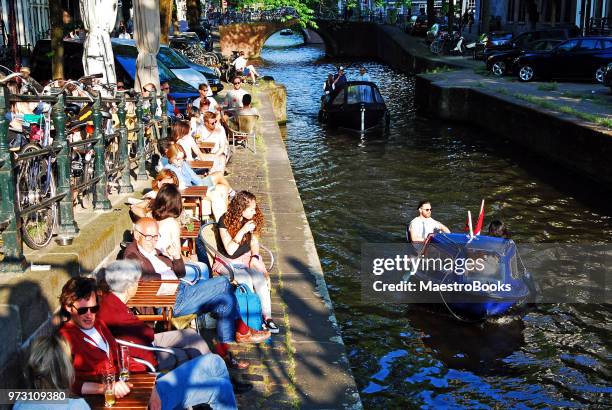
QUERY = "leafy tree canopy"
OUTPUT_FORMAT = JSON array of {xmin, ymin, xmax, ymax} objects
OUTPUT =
[{"xmin": 236, "ymin": 0, "xmax": 319, "ymax": 27}]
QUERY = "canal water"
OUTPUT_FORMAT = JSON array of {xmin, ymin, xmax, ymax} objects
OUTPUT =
[{"xmin": 261, "ymin": 33, "xmax": 612, "ymax": 408}]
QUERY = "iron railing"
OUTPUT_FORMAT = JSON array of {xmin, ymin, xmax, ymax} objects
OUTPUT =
[{"xmin": 0, "ymin": 86, "xmax": 168, "ymax": 272}]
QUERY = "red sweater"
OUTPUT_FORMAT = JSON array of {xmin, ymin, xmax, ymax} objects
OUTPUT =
[
  {"xmin": 97, "ymin": 292, "xmax": 157, "ymax": 372},
  {"xmin": 58, "ymin": 320, "xmax": 120, "ymax": 395}
]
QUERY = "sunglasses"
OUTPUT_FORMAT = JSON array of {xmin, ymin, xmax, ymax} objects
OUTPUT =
[
  {"xmin": 233, "ymin": 82, "xmax": 241, "ymax": 85},
  {"xmin": 135, "ymin": 229, "xmax": 160, "ymax": 241},
  {"xmin": 161, "ymin": 87, "xmax": 170, "ymax": 90},
  {"xmin": 74, "ymin": 305, "xmax": 99, "ymax": 315},
  {"xmin": 422, "ymin": 208, "xmax": 432, "ymax": 211}
]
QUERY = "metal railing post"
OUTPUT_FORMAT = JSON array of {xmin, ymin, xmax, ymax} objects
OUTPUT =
[
  {"xmin": 0, "ymin": 86, "xmax": 26, "ymax": 272},
  {"xmin": 135, "ymin": 95, "xmax": 148, "ymax": 180},
  {"xmin": 93, "ymin": 94, "xmax": 111, "ymax": 209},
  {"xmin": 160, "ymin": 93, "xmax": 169, "ymax": 141},
  {"xmin": 53, "ymin": 94, "xmax": 79, "ymax": 238},
  {"xmin": 117, "ymin": 94, "xmax": 133, "ymax": 193}
]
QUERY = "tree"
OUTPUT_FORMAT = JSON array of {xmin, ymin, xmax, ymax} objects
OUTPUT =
[
  {"xmin": 481, "ymin": 0, "xmax": 490, "ymax": 33},
  {"xmin": 427, "ymin": 0, "xmax": 435, "ymax": 28},
  {"xmin": 49, "ymin": 0, "xmax": 64, "ymax": 79},
  {"xmin": 160, "ymin": 0, "xmax": 173, "ymax": 44},
  {"xmin": 237, "ymin": 0, "xmax": 317, "ymax": 27},
  {"xmin": 187, "ymin": 0, "xmax": 201, "ymax": 28}
]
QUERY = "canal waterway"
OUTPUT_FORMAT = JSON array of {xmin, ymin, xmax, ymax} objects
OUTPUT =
[{"xmin": 261, "ymin": 33, "xmax": 612, "ymax": 408}]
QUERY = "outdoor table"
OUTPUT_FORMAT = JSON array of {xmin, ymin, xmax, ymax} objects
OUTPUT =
[
  {"xmin": 84, "ymin": 373, "xmax": 157, "ymax": 409},
  {"xmin": 180, "ymin": 220, "xmax": 202, "ymax": 255},
  {"xmin": 187, "ymin": 159, "xmax": 214, "ymax": 170},
  {"xmin": 128, "ymin": 280, "xmax": 179, "ymax": 331},
  {"xmin": 181, "ymin": 186, "xmax": 208, "ymax": 220},
  {"xmin": 198, "ymin": 141, "xmax": 216, "ymax": 151}
]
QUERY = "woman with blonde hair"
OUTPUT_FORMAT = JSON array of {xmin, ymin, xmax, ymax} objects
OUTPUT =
[
  {"xmin": 215, "ymin": 191, "xmax": 278, "ymax": 333},
  {"xmin": 14, "ymin": 334, "xmax": 91, "ymax": 409}
]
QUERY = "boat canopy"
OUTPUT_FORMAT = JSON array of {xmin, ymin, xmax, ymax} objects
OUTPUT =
[{"xmin": 330, "ymin": 81, "xmax": 385, "ymax": 105}]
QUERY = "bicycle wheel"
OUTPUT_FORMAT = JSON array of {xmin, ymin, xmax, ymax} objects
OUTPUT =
[{"xmin": 16, "ymin": 143, "xmax": 57, "ymax": 249}]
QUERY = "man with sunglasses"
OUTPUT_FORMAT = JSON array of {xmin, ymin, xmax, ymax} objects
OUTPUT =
[
  {"xmin": 223, "ymin": 77, "xmax": 247, "ymax": 112},
  {"xmin": 58, "ymin": 276, "xmax": 239, "ymax": 409},
  {"xmin": 408, "ymin": 200, "xmax": 450, "ymax": 243}
]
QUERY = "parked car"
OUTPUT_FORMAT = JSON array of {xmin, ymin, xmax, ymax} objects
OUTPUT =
[
  {"xmin": 603, "ymin": 62, "xmax": 612, "ymax": 90},
  {"xmin": 472, "ymin": 31, "xmax": 513, "ymax": 60},
  {"xmin": 482, "ymin": 28, "xmax": 580, "ymax": 61},
  {"xmin": 486, "ymin": 39, "xmax": 563, "ymax": 76},
  {"xmin": 406, "ymin": 15, "xmax": 428, "ymax": 36},
  {"xmin": 30, "ymin": 38, "xmax": 199, "ymax": 111},
  {"xmin": 513, "ymin": 37, "xmax": 612, "ymax": 82},
  {"xmin": 172, "ymin": 51, "xmax": 223, "ymax": 94}
]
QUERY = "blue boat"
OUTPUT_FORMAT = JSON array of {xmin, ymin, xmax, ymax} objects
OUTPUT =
[{"xmin": 406, "ymin": 232, "xmax": 536, "ymax": 320}]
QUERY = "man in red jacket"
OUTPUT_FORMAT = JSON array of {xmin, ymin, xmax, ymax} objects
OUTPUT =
[
  {"xmin": 58, "ymin": 276, "xmax": 238, "ymax": 409},
  {"xmin": 98, "ymin": 260, "xmax": 210, "ymax": 371}
]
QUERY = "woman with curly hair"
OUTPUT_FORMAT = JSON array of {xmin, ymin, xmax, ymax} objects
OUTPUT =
[{"xmin": 216, "ymin": 191, "xmax": 278, "ymax": 333}]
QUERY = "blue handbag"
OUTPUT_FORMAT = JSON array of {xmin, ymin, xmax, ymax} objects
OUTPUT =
[{"xmin": 235, "ymin": 283, "xmax": 263, "ymax": 330}]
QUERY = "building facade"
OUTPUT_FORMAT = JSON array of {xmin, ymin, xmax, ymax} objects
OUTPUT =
[{"xmin": 0, "ymin": 0, "xmax": 50, "ymax": 48}]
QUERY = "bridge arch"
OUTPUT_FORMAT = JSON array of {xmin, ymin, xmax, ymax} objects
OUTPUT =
[{"xmin": 219, "ymin": 20, "xmax": 338, "ymax": 58}]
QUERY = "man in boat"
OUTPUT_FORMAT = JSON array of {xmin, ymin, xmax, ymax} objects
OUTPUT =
[
  {"xmin": 356, "ymin": 66, "xmax": 371, "ymax": 82},
  {"xmin": 333, "ymin": 66, "xmax": 347, "ymax": 90},
  {"xmin": 408, "ymin": 200, "xmax": 450, "ymax": 242}
]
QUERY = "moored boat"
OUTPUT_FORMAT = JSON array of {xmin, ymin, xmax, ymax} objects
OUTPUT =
[
  {"xmin": 406, "ymin": 232, "xmax": 536, "ymax": 320},
  {"xmin": 280, "ymin": 29, "xmax": 293, "ymax": 36},
  {"xmin": 318, "ymin": 81, "xmax": 390, "ymax": 132}
]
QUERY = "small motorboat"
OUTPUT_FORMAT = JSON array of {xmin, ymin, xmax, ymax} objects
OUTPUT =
[
  {"xmin": 318, "ymin": 81, "xmax": 390, "ymax": 133},
  {"xmin": 280, "ymin": 29, "xmax": 293, "ymax": 36},
  {"xmin": 405, "ymin": 232, "xmax": 536, "ymax": 320}
]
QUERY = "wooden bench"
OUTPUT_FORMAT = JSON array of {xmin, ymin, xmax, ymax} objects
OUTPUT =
[
  {"xmin": 127, "ymin": 280, "xmax": 179, "ymax": 331},
  {"xmin": 187, "ymin": 159, "xmax": 214, "ymax": 170},
  {"xmin": 181, "ymin": 186, "xmax": 209, "ymax": 221},
  {"xmin": 84, "ymin": 373, "xmax": 156, "ymax": 409}
]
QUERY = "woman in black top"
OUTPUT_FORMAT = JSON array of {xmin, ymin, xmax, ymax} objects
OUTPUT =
[{"xmin": 215, "ymin": 191, "xmax": 278, "ymax": 333}]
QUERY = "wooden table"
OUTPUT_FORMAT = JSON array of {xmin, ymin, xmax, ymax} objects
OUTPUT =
[
  {"xmin": 127, "ymin": 280, "xmax": 179, "ymax": 330},
  {"xmin": 187, "ymin": 159, "xmax": 214, "ymax": 170},
  {"xmin": 181, "ymin": 186, "xmax": 209, "ymax": 221},
  {"xmin": 198, "ymin": 141, "xmax": 215, "ymax": 150},
  {"xmin": 180, "ymin": 220, "xmax": 202, "ymax": 255},
  {"xmin": 85, "ymin": 373, "xmax": 157, "ymax": 409}
]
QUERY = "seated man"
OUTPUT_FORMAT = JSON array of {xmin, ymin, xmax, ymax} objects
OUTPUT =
[
  {"xmin": 58, "ymin": 277, "xmax": 237, "ymax": 409},
  {"xmin": 228, "ymin": 94, "xmax": 258, "ymax": 130},
  {"xmin": 196, "ymin": 111, "xmax": 229, "ymax": 174},
  {"xmin": 193, "ymin": 83, "xmax": 218, "ymax": 112},
  {"xmin": 232, "ymin": 51, "xmax": 261, "ymax": 83},
  {"xmin": 224, "ymin": 77, "xmax": 247, "ymax": 112},
  {"xmin": 409, "ymin": 200, "xmax": 451, "ymax": 242},
  {"xmin": 98, "ymin": 260, "xmax": 252, "ymax": 392},
  {"xmin": 123, "ymin": 217, "xmax": 269, "ymax": 368}
]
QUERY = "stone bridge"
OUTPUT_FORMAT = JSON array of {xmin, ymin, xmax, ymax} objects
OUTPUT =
[{"xmin": 219, "ymin": 19, "xmax": 344, "ymax": 58}]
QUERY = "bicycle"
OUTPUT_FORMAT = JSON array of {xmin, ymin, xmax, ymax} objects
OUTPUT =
[{"xmin": 2, "ymin": 71, "xmax": 58, "ymax": 249}]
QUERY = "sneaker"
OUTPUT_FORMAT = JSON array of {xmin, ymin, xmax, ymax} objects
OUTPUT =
[
  {"xmin": 225, "ymin": 352, "xmax": 250, "ymax": 370},
  {"xmin": 235, "ymin": 328, "xmax": 271, "ymax": 344},
  {"xmin": 264, "ymin": 318, "xmax": 280, "ymax": 334}
]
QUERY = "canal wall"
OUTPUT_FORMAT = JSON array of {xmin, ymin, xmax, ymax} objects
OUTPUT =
[{"xmin": 414, "ymin": 75, "xmax": 612, "ymax": 185}]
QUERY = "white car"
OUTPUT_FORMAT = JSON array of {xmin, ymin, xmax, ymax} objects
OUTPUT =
[{"xmin": 157, "ymin": 45, "xmax": 212, "ymax": 96}]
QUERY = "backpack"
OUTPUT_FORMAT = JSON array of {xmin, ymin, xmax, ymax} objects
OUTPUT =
[{"xmin": 235, "ymin": 283, "xmax": 263, "ymax": 330}]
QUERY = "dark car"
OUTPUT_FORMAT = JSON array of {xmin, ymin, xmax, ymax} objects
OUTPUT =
[
  {"xmin": 482, "ymin": 28, "xmax": 579, "ymax": 61},
  {"xmin": 514, "ymin": 37, "xmax": 612, "ymax": 82},
  {"xmin": 30, "ymin": 39, "xmax": 199, "ymax": 111},
  {"xmin": 603, "ymin": 62, "xmax": 612, "ymax": 90},
  {"xmin": 486, "ymin": 39, "xmax": 562, "ymax": 76},
  {"xmin": 472, "ymin": 32, "xmax": 513, "ymax": 60}
]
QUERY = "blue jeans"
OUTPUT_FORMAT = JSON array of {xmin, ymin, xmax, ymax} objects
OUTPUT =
[
  {"xmin": 173, "ymin": 276, "xmax": 238, "ymax": 343},
  {"xmin": 156, "ymin": 353, "xmax": 237, "ymax": 410}
]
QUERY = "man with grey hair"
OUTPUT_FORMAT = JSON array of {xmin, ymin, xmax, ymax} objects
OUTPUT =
[{"xmin": 98, "ymin": 260, "xmax": 211, "ymax": 370}]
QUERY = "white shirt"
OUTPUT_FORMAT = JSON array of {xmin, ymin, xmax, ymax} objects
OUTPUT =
[
  {"xmin": 409, "ymin": 216, "xmax": 443, "ymax": 240},
  {"xmin": 193, "ymin": 96, "xmax": 218, "ymax": 111},
  {"xmin": 137, "ymin": 243, "xmax": 178, "ymax": 280},
  {"xmin": 224, "ymin": 88, "xmax": 247, "ymax": 109},
  {"xmin": 178, "ymin": 134, "xmax": 199, "ymax": 161},
  {"xmin": 199, "ymin": 123, "xmax": 227, "ymax": 156},
  {"xmin": 232, "ymin": 56, "xmax": 247, "ymax": 71},
  {"xmin": 80, "ymin": 327, "xmax": 109, "ymax": 357}
]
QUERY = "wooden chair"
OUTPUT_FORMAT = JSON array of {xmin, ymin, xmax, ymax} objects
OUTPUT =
[
  {"xmin": 198, "ymin": 221, "xmax": 275, "ymax": 280},
  {"xmin": 227, "ymin": 114, "xmax": 259, "ymax": 153}
]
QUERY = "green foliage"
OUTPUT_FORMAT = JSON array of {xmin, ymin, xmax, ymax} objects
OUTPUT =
[{"xmin": 237, "ymin": 0, "xmax": 317, "ymax": 27}]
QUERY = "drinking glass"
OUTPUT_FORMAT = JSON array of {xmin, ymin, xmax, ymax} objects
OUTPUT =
[
  {"xmin": 103, "ymin": 374, "xmax": 115, "ymax": 407},
  {"xmin": 119, "ymin": 346, "xmax": 130, "ymax": 382}
]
